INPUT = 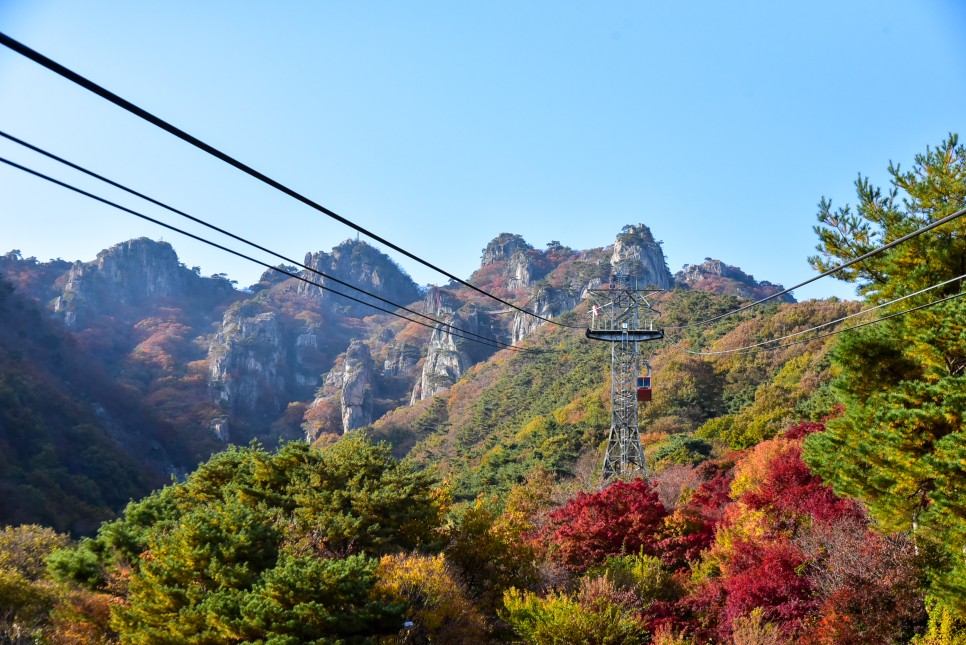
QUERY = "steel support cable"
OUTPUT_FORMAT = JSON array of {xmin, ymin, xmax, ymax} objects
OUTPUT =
[
  {"xmin": 0, "ymin": 32, "xmax": 582, "ymax": 330},
  {"xmin": 0, "ymin": 130, "xmax": 519, "ymax": 351},
  {"xmin": 664, "ymin": 205, "xmax": 966, "ymax": 331},
  {"xmin": 672, "ymin": 277, "xmax": 966, "ymax": 356},
  {"xmin": 0, "ymin": 156, "xmax": 548, "ymax": 354}
]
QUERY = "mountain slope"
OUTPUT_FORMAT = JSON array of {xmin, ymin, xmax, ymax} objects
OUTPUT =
[
  {"xmin": 0, "ymin": 277, "xmax": 196, "ymax": 533},
  {"xmin": 369, "ymin": 290, "xmax": 858, "ymax": 501}
]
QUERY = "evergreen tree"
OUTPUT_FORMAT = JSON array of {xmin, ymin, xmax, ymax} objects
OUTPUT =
[
  {"xmin": 803, "ymin": 134, "xmax": 966, "ymax": 614},
  {"xmin": 52, "ymin": 436, "xmax": 445, "ymax": 643}
]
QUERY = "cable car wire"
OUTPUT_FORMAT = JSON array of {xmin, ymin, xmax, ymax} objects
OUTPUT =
[
  {"xmin": 0, "ymin": 129, "xmax": 520, "ymax": 350},
  {"xmin": 672, "ymin": 274, "xmax": 966, "ymax": 356},
  {"xmin": 664, "ymin": 204, "xmax": 966, "ymax": 331},
  {"xmin": 0, "ymin": 155, "xmax": 551, "ymax": 354},
  {"xmin": 0, "ymin": 32, "xmax": 582, "ymax": 330}
]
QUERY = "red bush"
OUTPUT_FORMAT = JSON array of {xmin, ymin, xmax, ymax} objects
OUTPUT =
[
  {"xmin": 544, "ymin": 479, "xmax": 668, "ymax": 571},
  {"xmin": 723, "ymin": 540, "xmax": 816, "ymax": 638},
  {"xmin": 783, "ymin": 421, "xmax": 825, "ymax": 440},
  {"xmin": 654, "ymin": 468, "xmax": 734, "ymax": 569},
  {"xmin": 741, "ymin": 443, "xmax": 860, "ymax": 525}
]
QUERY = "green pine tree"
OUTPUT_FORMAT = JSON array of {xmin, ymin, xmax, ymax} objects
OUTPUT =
[{"xmin": 803, "ymin": 134, "xmax": 966, "ymax": 615}]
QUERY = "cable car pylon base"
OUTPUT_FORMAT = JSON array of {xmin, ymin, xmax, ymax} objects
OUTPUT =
[{"xmin": 586, "ymin": 274, "xmax": 664, "ymax": 485}]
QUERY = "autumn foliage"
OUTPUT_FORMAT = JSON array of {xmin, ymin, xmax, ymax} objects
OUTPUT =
[{"xmin": 544, "ymin": 479, "xmax": 668, "ymax": 572}]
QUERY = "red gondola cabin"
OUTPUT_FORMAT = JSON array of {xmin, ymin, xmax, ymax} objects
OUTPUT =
[{"xmin": 637, "ymin": 375, "xmax": 652, "ymax": 402}]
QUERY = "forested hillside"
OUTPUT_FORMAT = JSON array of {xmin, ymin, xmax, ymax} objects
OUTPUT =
[
  {"xmin": 0, "ymin": 276, "xmax": 196, "ymax": 534},
  {"xmin": 1, "ymin": 134, "xmax": 964, "ymax": 643}
]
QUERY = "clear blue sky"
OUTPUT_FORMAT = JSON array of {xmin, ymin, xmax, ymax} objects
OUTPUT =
[{"xmin": 1, "ymin": 1, "xmax": 964, "ymax": 300}]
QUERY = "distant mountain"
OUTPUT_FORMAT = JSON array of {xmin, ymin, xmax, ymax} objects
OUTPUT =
[{"xmin": 675, "ymin": 258, "xmax": 796, "ymax": 302}]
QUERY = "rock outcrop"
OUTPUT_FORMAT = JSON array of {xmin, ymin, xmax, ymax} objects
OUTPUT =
[
  {"xmin": 480, "ymin": 233, "xmax": 532, "ymax": 266},
  {"xmin": 610, "ymin": 224, "xmax": 674, "ymax": 288},
  {"xmin": 208, "ymin": 303, "xmax": 286, "ymax": 422},
  {"xmin": 675, "ymin": 258, "xmax": 796, "ymax": 302},
  {"xmin": 338, "ymin": 341, "xmax": 374, "ymax": 433},
  {"xmin": 384, "ymin": 340, "xmax": 422, "ymax": 376},
  {"xmin": 297, "ymin": 240, "xmax": 422, "ymax": 314},
  {"xmin": 294, "ymin": 333, "xmax": 324, "ymax": 388},
  {"xmin": 505, "ymin": 249, "xmax": 533, "ymax": 291},
  {"xmin": 302, "ymin": 340, "xmax": 376, "ymax": 440},
  {"xmin": 477, "ymin": 234, "xmax": 545, "ymax": 293},
  {"xmin": 411, "ymin": 304, "xmax": 490, "ymax": 402},
  {"xmin": 52, "ymin": 238, "xmax": 235, "ymax": 328},
  {"xmin": 509, "ymin": 282, "xmax": 585, "ymax": 345}
]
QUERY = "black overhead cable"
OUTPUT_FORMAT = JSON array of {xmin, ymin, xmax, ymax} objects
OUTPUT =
[
  {"xmin": 0, "ymin": 155, "xmax": 546, "ymax": 354},
  {"xmin": 0, "ymin": 129, "xmax": 516, "ymax": 350},
  {"xmin": 0, "ymin": 32, "xmax": 581, "ymax": 330},
  {"xmin": 665, "ymin": 205, "xmax": 966, "ymax": 331},
  {"xmin": 673, "ymin": 276, "xmax": 966, "ymax": 356}
]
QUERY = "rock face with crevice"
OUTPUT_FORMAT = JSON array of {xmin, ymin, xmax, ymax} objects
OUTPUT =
[
  {"xmin": 302, "ymin": 340, "xmax": 377, "ymax": 441},
  {"xmin": 384, "ymin": 340, "xmax": 422, "ymax": 376},
  {"xmin": 411, "ymin": 304, "xmax": 491, "ymax": 403},
  {"xmin": 505, "ymin": 249, "xmax": 533, "ymax": 292},
  {"xmin": 339, "ymin": 340, "xmax": 374, "ymax": 433},
  {"xmin": 208, "ymin": 304, "xmax": 286, "ymax": 423}
]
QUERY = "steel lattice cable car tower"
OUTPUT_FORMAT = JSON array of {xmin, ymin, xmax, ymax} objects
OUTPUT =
[{"xmin": 586, "ymin": 273, "xmax": 664, "ymax": 483}]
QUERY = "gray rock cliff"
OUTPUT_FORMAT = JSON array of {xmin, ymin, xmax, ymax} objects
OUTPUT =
[
  {"xmin": 207, "ymin": 303, "xmax": 286, "ymax": 423},
  {"xmin": 302, "ymin": 340, "xmax": 375, "ymax": 441},
  {"xmin": 52, "ymin": 238, "xmax": 234, "ymax": 329},
  {"xmin": 338, "ymin": 340, "xmax": 374, "ymax": 433},
  {"xmin": 297, "ymin": 240, "xmax": 422, "ymax": 314},
  {"xmin": 411, "ymin": 304, "xmax": 488, "ymax": 403},
  {"xmin": 610, "ymin": 224, "xmax": 673, "ymax": 288}
]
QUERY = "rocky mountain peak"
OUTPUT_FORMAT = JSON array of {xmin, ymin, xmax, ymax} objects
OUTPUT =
[
  {"xmin": 675, "ymin": 258, "xmax": 796, "ymax": 302},
  {"xmin": 94, "ymin": 238, "xmax": 183, "ymax": 292},
  {"xmin": 53, "ymin": 238, "xmax": 236, "ymax": 328},
  {"xmin": 610, "ymin": 224, "xmax": 673, "ymax": 289},
  {"xmin": 298, "ymin": 239, "xmax": 422, "ymax": 313},
  {"xmin": 481, "ymin": 233, "xmax": 533, "ymax": 267}
]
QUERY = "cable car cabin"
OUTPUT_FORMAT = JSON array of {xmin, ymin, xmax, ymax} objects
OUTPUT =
[{"xmin": 636, "ymin": 375, "xmax": 652, "ymax": 402}]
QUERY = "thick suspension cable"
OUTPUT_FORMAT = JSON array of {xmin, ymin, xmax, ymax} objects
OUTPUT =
[
  {"xmin": 665, "ymin": 205, "xmax": 966, "ymax": 330},
  {"xmin": 673, "ymin": 278, "xmax": 966, "ymax": 356},
  {"xmin": 0, "ymin": 32, "xmax": 581, "ymax": 329},
  {"xmin": 0, "ymin": 129, "xmax": 518, "ymax": 350},
  {"xmin": 0, "ymin": 156, "xmax": 547, "ymax": 354}
]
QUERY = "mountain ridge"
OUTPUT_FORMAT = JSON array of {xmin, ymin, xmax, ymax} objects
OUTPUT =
[{"xmin": 0, "ymin": 223, "xmax": 809, "ymax": 527}]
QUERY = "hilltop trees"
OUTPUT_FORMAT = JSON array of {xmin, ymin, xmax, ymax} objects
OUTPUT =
[
  {"xmin": 803, "ymin": 134, "xmax": 966, "ymax": 617},
  {"xmin": 47, "ymin": 436, "xmax": 445, "ymax": 643}
]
